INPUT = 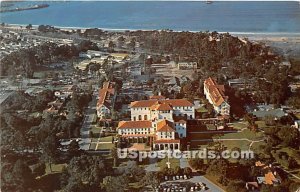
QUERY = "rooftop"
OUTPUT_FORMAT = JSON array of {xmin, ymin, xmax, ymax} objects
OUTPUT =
[{"xmin": 118, "ymin": 120, "xmax": 152, "ymax": 129}]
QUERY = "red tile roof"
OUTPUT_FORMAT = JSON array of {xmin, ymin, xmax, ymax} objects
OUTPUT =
[
  {"xmin": 97, "ymin": 81, "xmax": 115, "ymax": 108},
  {"xmin": 204, "ymin": 77, "xmax": 228, "ymax": 107},
  {"xmin": 157, "ymin": 120, "xmax": 175, "ymax": 132},
  {"xmin": 118, "ymin": 120, "xmax": 152, "ymax": 129},
  {"xmin": 265, "ymin": 172, "xmax": 276, "ymax": 185}
]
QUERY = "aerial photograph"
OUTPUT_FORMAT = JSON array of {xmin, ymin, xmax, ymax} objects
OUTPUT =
[{"xmin": 0, "ymin": 0, "xmax": 300, "ymax": 191}]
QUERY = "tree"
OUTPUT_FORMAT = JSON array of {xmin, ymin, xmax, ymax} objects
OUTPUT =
[
  {"xmin": 102, "ymin": 175, "xmax": 128, "ymax": 192},
  {"xmin": 108, "ymin": 41, "xmax": 115, "ymax": 52},
  {"xmin": 64, "ymin": 176, "xmax": 85, "ymax": 192},
  {"xmin": 121, "ymin": 161, "xmax": 145, "ymax": 182},
  {"xmin": 226, "ymin": 180, "xmax": 247, "ymax": 192},
  {"xmin": 26, "ymin": 24, "xmax": 32, "ymax": 30},
  {"xmin": 183, "ymin": 167, "xmax": 192, "ymax": 177},
  {"xmin": 68, "ymin": 140, "xmax": 82, "ymax": 157},
  {"xmin": 188, "ymin": 158, "xmax": 204, "ymax": 171},
  {"xmin": 32, "ymin": 162, "xmax": 46, "ymax": 177},
  {"xmin": 287, "ymin": 157, "xmax": 298, "ymax": 169},
  {"xmin": 142, "ymin": 172, "xmax": 160, "ymax": 191},
  {"xmin": 66, "ymin": 155, "xmax": 108, "ymax": 189},
  {"xmin": 1, "ymin": 160, "xmax": 34, "ymax": 192},
  {"xmin": 277, "ymin": 127, "xmax": 300, "ymax": 148},
  {"xmin": 111, "ymin": 146, "xmax": 118, "ymax": 167},
  {"xmin": 206, "ymin": 159, "xmax": 229, "ymax": 177},
  {"xmin": 173, "ymin": 166, "xmax": 182, "ymax": 176},
  {"xmin": 40, "ymin": 136, "xmax": 60, "ymax": 172}
]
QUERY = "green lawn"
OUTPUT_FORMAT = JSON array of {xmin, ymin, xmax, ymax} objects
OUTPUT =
[
  {"xmin": 250, "ymin": 141, "xmax": 266, "ymax": 153},
  {"xmin": 91, "ymin": 126, "xmax": 102, "ymax": 133},
  {"xmin": 100, "ymin": 136, "xmax": 114, "ymax": 142},
  {"xmin": 213, "ymin": 129, "xmax": 264, "ymax": 141},
  {"xmin": 91, "ymin": 138, "xmax": 99, "ymax": 142},
  {"xmin": 196, "ymin": 106, "xmax": 208, "ymax": 113},
  {"xmin": 45, "ymin": 163, "xmax": 66, "ymax": 175},
  {"xmin": 89, "ymin": 143, "xmax": 97, "ymax": 150},
  {"xmin": 158, "ymin": 158, "xmax": 180, "ymax": 170},
  {"xmin": 220, "ymin": 140, "xmax": 251, "ymax": 151},
  {"xmin": 96, "ymin": 143, "xmax": 114, "ymax": 150},
  {"xmin": 293, "ymin": 113, "xmax": 300, "ymax": 120},
  {"xmin": 230, "ymin": 121, "xmax": 248, "ymax": 130}
]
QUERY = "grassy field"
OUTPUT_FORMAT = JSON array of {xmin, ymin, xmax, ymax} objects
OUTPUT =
[
  {"xmin": 96, "ymin": 143, "xmax": 114, "ymax": 150},
  {"xmin": 45, "ymin": 163, "xmax": 66, "ymax": 175},
  {"xmin": 91, "ymin": 126, "xmax": 102, "ymax": 134},
  {"xmin": 220, "ymin": 140, "xmax": 250, "ymax": 151},
  {"xmin": 190, "ymin": 129, "xmax": 264, "ymax": 151},
  {"xmin": 99, "ymin": 136, "xmax": 114, "ymax": 142},
  {"xmin": 196, "ymin": 106, "xmax": 208, "ymax": 113},
  {"xmin": 89, "ymin": 143, "xmax": 97, "ymax": 150},
  {"xmin": 213, "ymin": 129, "xmax": 264, "ymax": 141},
  {"xmin": 230, "ymin": 121, "xmax": 248, "ymax": 130},
  {"xmin": 295, "ymin": 113, "xmax": 300, "ymax": 120}
]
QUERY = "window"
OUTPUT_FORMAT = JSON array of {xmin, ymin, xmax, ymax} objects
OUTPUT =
[
  {"xmin": 144, "ymin": 115, "xmax": 147, "ymax": 120},
  {"xmin": 133, "ymin": 117, "xmax": 136, "ymax": 121},
  {"xmin": 138, "ymin": 115, "xmax": 142, "ymax": 120}
]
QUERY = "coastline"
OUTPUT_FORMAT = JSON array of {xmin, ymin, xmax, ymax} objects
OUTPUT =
[
  {"xmin": 4, "ymin": 23, "xmax": 300, "ymax": 37},
  {"xmin": 3, "ymin": 23, "xmax": 300, "ymax": 57}
]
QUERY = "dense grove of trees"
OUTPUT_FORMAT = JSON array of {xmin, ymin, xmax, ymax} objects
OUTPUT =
[
  {"xmin": 0, "ymin": 40, "xmax": 98, "ymax": 78},
  {"xmin": 131, "ymin": 30, "xmax": 291, "ymax": 105}
]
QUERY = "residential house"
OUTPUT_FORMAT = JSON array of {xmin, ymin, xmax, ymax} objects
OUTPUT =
[{"xmin": 204, "ymin": 77, "xmax": 230, "ymax": 116}]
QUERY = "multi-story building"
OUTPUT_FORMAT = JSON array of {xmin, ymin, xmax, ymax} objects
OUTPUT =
[
  {"xmin": 117, "ymin": 98, "xmax": 194, "ymax": 150},
  {"xmin": 96, "ymin": 81, "xmax": 116, "ymax": 119},
  {"xmin": 204, "ymin": 77, "xmax": 230, "ymax": 116}
]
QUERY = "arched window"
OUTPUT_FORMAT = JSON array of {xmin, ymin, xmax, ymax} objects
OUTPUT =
[
  {"xmin": 133, "ymin": 117, "xmax": 136, "ymax": 121},
  {"xmin": 144, "ymin": 115, "xmax": 147, "ymax": 120},
  {"xmin": 138, "ymin": 115, "xmax": 142, "ymax": 120}
]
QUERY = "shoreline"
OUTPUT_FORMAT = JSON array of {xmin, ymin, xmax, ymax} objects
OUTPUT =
[
  {"xmin": 2, "ymin": 23, "xmax": 300, "ymax": 48},
  {"xmin": 4, "ymin": 23, "xmax": 300, "ymax": 37}
]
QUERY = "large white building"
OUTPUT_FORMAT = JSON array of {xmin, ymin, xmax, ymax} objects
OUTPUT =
[
  {"xmin": 117, "ymin": 98, "xmax": 194, "ymax": 150},
  {"xmin": 96, "ymin": 81, "xmax": 116, "ymax": 120},
  {"xmin": 204, "ymin": 77, "xmax": 230, "ymax": 116}
]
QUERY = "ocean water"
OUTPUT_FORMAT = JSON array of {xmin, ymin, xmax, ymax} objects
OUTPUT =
[{"xmin": 1, "ymin": 1, "xmax": 300, "ymax": 33}]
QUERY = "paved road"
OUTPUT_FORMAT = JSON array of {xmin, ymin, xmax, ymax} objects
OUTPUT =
[{"xmin": 79, "ymin": 92, "xmax": 97, "ymax": 150}]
